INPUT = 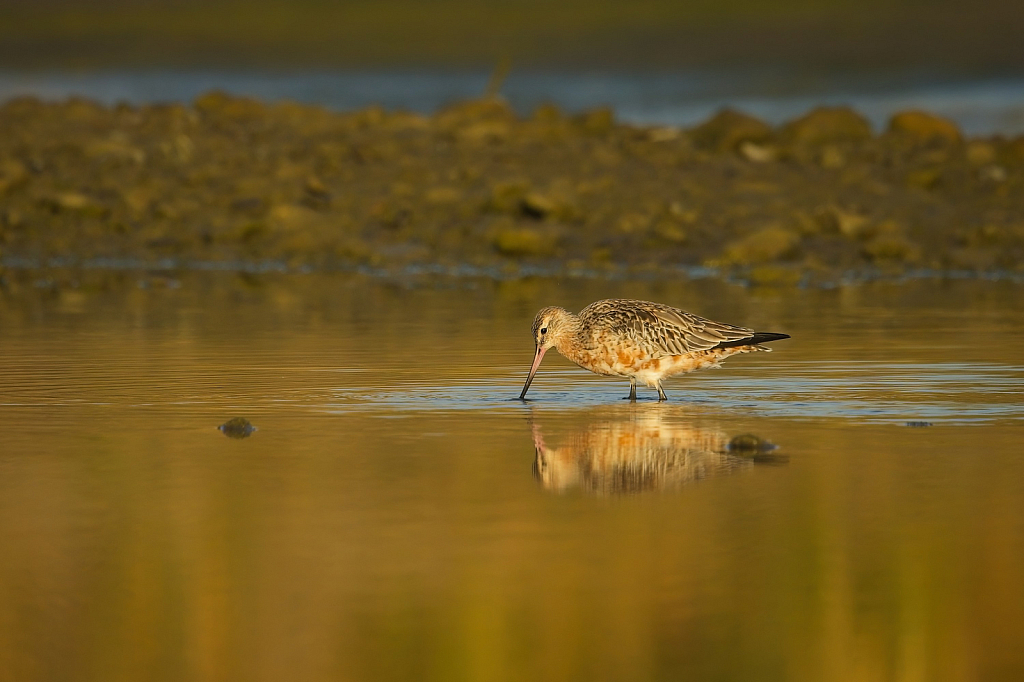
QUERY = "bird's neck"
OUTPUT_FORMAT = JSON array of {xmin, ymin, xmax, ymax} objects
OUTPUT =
[{"xmin": 552, "ymin": 313, "xmax": 585, "ymax": 359}]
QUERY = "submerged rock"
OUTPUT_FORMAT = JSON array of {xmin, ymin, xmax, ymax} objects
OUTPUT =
[
  {"xmin": 219, "ymin": 417, "xmax": 257, "ymax": 439},
  {"xmin": 727, "ymin": 434, "xmax": 775, "ymax": 452}
]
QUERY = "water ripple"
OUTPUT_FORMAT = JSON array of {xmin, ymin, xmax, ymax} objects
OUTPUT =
[
  {"xmin": 2, "ymin": 355, "xmax": 1020, "ymax": 425},
  {"xmin": 322, "ymin": 362, "xmax": 1024, "ymax": 425}
]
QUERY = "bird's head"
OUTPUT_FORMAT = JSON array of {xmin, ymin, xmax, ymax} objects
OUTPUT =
[
  {"xmin": 531, "ymin": 306, "xmax": 571, "ymax": 351},
  {"xmin": 520, "ymin": 306, "xmax": 574, "ymax": 400}
]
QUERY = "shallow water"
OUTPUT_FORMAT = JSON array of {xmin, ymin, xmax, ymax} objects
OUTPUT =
[{"xmin": 1, "ymin": 273, "xmax": 1023, "ymax": 681}]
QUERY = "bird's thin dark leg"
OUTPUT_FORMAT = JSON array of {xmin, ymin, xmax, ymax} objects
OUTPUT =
[
  {"xmin": 627, "ymin": 378, "xmax": 637, "ymax": 401},
  {"xmin": 657, "ymin": 382, "xmax": 668, "ymax": 401}
]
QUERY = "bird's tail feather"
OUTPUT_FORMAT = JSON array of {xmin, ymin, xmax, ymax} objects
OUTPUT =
[{"xmin": 715, "ymin": 332, "xmax": 790, "ymax": 349}]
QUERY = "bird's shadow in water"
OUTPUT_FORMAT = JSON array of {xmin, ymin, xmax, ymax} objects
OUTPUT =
[{"xmin": 528, "ymin": 404, "xmax": 787, "ymax": 496}]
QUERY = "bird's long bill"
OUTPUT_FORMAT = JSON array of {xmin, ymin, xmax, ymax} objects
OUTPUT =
[{"xmin": 519, "ymin": 345, "xmax": 547, "ymax": 400}]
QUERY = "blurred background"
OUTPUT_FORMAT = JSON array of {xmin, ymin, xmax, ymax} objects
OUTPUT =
[
  {"xmin": 2, "ymin": 0, "xmax": 1024, "ymax": 132},
  {"xmin": 3, "ymin": 3, "xmax": 1024, "ymax": 682}
]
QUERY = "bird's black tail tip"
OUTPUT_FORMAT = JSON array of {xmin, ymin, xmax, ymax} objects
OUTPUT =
[
  {"xmin": 716, "ymin": 332, "xmax": 790, "ymax": 349},
  {"xmin": 751, "ymin": 332, "xmax": 791, "ymax": 344}
]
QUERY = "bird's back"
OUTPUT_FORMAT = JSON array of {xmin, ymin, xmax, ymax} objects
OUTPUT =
[{"xmin": 578, "ymin": 299, "xmax": 758, "ymax": 358}]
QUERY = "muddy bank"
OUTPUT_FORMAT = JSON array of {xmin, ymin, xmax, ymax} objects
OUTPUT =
[{"xmin": 1, "ymin": 93, "xmax": 1023, "ymax": 285}]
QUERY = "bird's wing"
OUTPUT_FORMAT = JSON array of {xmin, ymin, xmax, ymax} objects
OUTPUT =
[{"xmin": 581, "ymin": 299, "xmax": 755, "ymax": 356}]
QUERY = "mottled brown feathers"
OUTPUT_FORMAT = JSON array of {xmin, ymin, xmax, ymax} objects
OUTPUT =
[
  {"xmin": 578, "ymin": 298, "xmax": 763, "ymax": 356},
  {"xmin": 523, "ymin": 298, "xmax": 789, "ymax": 401}
]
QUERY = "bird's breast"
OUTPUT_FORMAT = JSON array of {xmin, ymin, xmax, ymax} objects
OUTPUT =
[
  {"xmin": 561, "ymin": 337, "xmax": 731, "ymax": 385},
  {"xmin": 561, "ymin": 336, "xmax": 652, "ymax": 378}
]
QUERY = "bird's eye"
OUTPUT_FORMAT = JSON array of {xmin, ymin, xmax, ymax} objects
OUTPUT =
[{"xmin": 540, "ymin": 327, "xmax": 547, "ymax": 334}]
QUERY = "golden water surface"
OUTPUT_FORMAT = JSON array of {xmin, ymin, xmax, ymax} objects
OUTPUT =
[{"xmin": 1, "ymin": 273, "xmax": 1022, "ymax": 682}]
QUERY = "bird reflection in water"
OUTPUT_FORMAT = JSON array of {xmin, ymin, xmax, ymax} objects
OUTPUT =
[{"xmin": 531, "ymin": 407, "xmax": 787, "ymax": 495}]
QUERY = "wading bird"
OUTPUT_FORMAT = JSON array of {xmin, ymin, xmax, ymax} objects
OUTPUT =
[{"xmin": 519, "ymin": 299, "xmax": 789, "ymax": 401}]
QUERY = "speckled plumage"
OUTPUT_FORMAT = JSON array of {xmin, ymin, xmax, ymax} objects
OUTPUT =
[{"xmin": 519, "ymin": 298, "xmax": 790, "ymax": 401}]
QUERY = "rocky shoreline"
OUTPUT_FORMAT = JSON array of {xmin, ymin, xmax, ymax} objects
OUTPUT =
[{"xmin": 1, "ymin": 93, "xmax": 1022, "ymax": 287}]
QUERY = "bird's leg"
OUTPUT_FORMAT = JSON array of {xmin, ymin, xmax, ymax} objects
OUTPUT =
[
  {"xmin": 656, "ymin": 381, "xmax": 668, "ymax": 401},
  {"xmin": 626, "ymin": 378, "xmax": 637, "ymax": 401}
]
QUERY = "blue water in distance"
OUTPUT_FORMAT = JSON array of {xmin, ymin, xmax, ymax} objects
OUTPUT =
[{"xmin": 2, "ymin": 68, "xmax": 1023, "ymax": 135}]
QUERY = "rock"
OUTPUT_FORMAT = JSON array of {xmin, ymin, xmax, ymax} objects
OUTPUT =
[
  {"xmin": 194, "ymin": 91, "xmax": 266, "ymax": 119},
  {"xmin": 274, "ymin": 161, "xmax": 312, "ymax": 181},
  {"xmin": 667, "ymin": 202, "xmax": 698, "ymax": 223},
  {"xmin": 520, "ymin": 192, "xmax": 557, "ymax": 218},
  {"xmin": 268, "ymin": 100, "xmax": 332, "ymax": 129},
  {"xmin": 0, "ymin": 96, "xmax": 45, "ymax": 118},
  {"xmin": 818, "ymin": 144, "xmax": 846, "ymax": 169},
  {"xmin": 966, "ymin": 141, "xmax": 996, "ymax": 165},
  {"xmin": 979, "ymin": 165, "xmax": 1007, "ymax": 183},
  {"xmin": 458, "ymin": 120, "xmax": 510, "ymax": 144},
  {"xmin": 816, "ymin": 205, "xmax": 869, "ymax": 238},
  {"xmin": 1004, "ymin": 137, "xmax": 1024, "ymax": 163},
  {"xmin": 617, "ymin": 212, "xmax": 651, "ymax": 234},
  {"xmin": 1, "ymin": 208, "xmax": 24, "ymax": 228},
  {"xmin": 383, "ymin": 110, "xmax": 430, "ymax": 132},
  {"xmin": 747, "ymin": 265, "xmax": 802, "ymax": 286},
  {"xmin": 303, "ymin": 177, "xmax": 332, "ymax": 209},
  {"xmin": 42, "ymin": 192, "xmax": 108, "ymax": 217},
  {"xmin": 721, "ymin": 226, "xmax": 801, "ymax": 265},
  {"xmin": 576, "ymin": 107, "xmax": 615, "ymax": 135},
  {"xmin": 487, "ymin": 180, "xmax": 532, "ymax": 213},
  {"xmin": 436, "ymin": 98, "xmax": 515, "ymax": 141},
  {"xmin": 370, "ymin": 200, "xmax": 411, "ymax": 230},
  {"xmin": 887, "ymin": 110, "xmax": 961, "ymax": 144},
  {"xmin": 329, "ymin": 237, "xmax": 374, "ymax": 263},
  {"xmin": 648, "ymin": 127, "xmax": 681, "ymax": 142},
  {"xmin": 727, "ymin": 434, "xmax": 777, "ymax": 453},
  {"xmin": 268, "ymin": 203, "xmax": 322, "ymax": 232},
  {"xmin": 60, "ymin": 97, "xmax": 106, "ymax": 121},
  {"xmin": 423, "ymin": 186, "xmax": 463, "ymax": 205},
  {"xmin": 906, "ymin": 167, "xmax": 943, "ymax": 190},
  {"xmin": 946, "ymin": 247, "xmax": 998, "ymax": 270},
  {"xmin": 83, "ymin": 136, "xmax": 146, "ymax": 164},
  {"xmin": 1, "ymin": 93, "xmax": 1020, "ymax": 280},
  {"xmin": 782, "ymin": 106, "xmax": 873, "ymax": 146},
  {"xmin": 160, "ymin": 134, "xmax": 195, "ymax": 163},
  {"xmin": 739, "ymin": 141, "xmax": 778, "ymax": 163},
  {"xmin": 305, "ymin": 176, "xmax": 330, "ymax": 198},
  {"xmin": 862, "ymin": 233, "xmax": 921, "ymax": 263},
  {"xmin": 218, "ymin": 417, "xmax": 256, "ymax": 439},
  {"xmin": 531, "ymin": 103, "xmax": 563, "ymax": 123},
  {"xmin": 493, "ymin": 224, "xmax": 556, "ymax": 257},
  {"xmin": 230, "ymin": 196, "xmax": 266, "ymax": 215},
  {"xmin": 121, "ymin": 186, "xmax": 156, "ymax": 214},
  {"xmin": 690, "ymin": 109, "xmax": 773, "ymax": 152},
  {"xmin": 0, "ymin": 159, "xmax": 28, "ymax": 194},
  {"xmin": 652, "ymin": 219, "xmax": 687, "ymax": 243},
  {"xmin": 519, "ymin": 191, "xmax": 580, "ymax": 222}
]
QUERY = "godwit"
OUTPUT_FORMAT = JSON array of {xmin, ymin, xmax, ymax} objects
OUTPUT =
[{"xmin": 518, "ymin": 299, "xmax": 789, "ymax": 401}]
